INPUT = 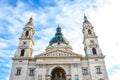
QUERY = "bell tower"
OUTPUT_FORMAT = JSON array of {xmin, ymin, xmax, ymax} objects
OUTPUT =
[
  {"xmin": 82, "ymin": 15, "xmax": 103, "ymax": 57},
  {"xmin": 14, "ymin": 17, "xmax": 35, "ymax": 57},
  {"xmin": 82, "ymin": 15, "xmax": 109, "ymax": 80}
]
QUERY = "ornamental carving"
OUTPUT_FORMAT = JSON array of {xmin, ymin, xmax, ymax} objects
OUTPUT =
[
  {"xmin": 38, "ymin": 51, "xmax": 79, "ymax": 57},
  {"xmin": 46, "ymin": 52, "xmax": 72, "ymax": 57}
]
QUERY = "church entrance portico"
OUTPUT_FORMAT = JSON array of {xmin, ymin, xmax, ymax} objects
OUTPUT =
[{"xmin": 51, "ymin": 67, "xmax": 66, "ymax": 80}]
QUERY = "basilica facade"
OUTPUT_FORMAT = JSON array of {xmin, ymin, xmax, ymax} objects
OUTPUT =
[{"xmin": 9, "ymin": 15, "xmax": 109, "ymax": 80}]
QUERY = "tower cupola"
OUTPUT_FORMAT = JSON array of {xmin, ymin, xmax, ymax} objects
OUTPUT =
[
  {"xmin": 25, "ymin": 16, "xmax": 34, "ymax": 28},
  {"xmin": 83, "ymin": 14, "xmax": 90, "ymax": 23}
]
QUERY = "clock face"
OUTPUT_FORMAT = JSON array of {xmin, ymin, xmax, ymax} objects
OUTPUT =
[
  {"xmin": 90, "ymin": 40, "xmax": 94, "ymax": 43},
  {"xmin": 23, "ymin": 41, "xmax": 27, "ymax": 45}
]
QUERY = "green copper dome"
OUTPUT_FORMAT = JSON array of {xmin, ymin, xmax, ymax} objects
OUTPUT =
[{"xmin": 49, "ymin": 26, "xmax": 69, "ymax": 45}]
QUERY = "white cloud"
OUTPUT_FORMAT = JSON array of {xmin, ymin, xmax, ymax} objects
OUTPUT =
[
  {"xmin": 0, "ymin": 43, "xmax": 8, "ymax": 49},
  {"xmin": 109, "ymin": 68, "xmax": 120, "ymax": 80},
  {"xmin": 33, "ymin": 27, "xmax": 55, "ymax": 55}
]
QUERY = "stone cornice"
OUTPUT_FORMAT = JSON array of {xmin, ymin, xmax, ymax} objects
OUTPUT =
[
  {"xmin": 19, "ymin": 37, "xmax": 32, "ymax": 40},
  {"xmin": 34, "ymin": 49, "xmax": 82, "ymax": 59},
  {"xmin": 12, "ymin": 57, "xmax": 35, "ymax": 61},
  {"xmin": 82, "ymin": 55, "xmax": 105, "ymax": 60},
  {"xmin": 35, "ymin": 55, "xmax": 82, "ymax": 59}
]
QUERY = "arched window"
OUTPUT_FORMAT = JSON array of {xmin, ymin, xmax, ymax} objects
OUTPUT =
[
  {"xmin": 92, "ymin": 48, "xmax": 97, "ymax": 55},
  {"xmin": 88, "ymin": 29, "xmax": 92, "ymax": 35},
  {"xmin": 25, "ymin": 31, "xmax": 29, "ymax": 37},
  {"xmin": 20, "ymin": 49, "xmax": 25, "ymax": 56}
]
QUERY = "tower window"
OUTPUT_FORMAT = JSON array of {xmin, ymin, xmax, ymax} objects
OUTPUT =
[
  {"xmin": 92, "ymin": 48, "xmax": 97, "ymax": 55},
  {"xmin": 15, "ymin": 68, "xmax": 21, "ymax": 75},
  {"xmin": 29, "ymin": 68, "xmax": 35, "ymax": 76},
  {"xmin": 82, "ymin": 68, "xmax": 88, "ymax": 75},
  {"xmin": 25, "ymin": 31, "xmax": 29, "ymax": 37},
  {"xmin": 20, "ymin": 49, "xmax": 25, "ymax": 56},
  {"xmin": 96, "ymin": 67, "xmax": 102, "ymax": 74},
  {"xmin": 88, "ymin": 29, "xmax": 92, "ymax": 35}
]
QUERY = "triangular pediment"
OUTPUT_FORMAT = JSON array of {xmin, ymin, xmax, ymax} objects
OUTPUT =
[{"xmin": 35, "ymin": 50, "xmax": 82, "ymax": 58}]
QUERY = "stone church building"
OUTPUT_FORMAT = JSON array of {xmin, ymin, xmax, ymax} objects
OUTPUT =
[{"xmin": 9, "ymin": 15, "xmax": 109, "ymax": 80}]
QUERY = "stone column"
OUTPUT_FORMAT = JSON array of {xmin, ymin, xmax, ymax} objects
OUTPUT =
[
  {"xmin": 42, "ymin": 64, "xmax": 46, "ymax": 80},
  {"xmin": 71, "ymin": 64, "xmax": 75, "ymax": 80},
  {"xmin": 35, "ymin": 64, "xmax": 42, "ymax": 80},
  {"xmin": 35, "ymin": 65, "xmax": 39, "ymax": 80}
]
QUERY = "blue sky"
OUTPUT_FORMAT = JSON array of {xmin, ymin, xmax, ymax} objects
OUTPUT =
[{"xmin": 0, "ymin": 0, "xmax": 120, "ymax": 80}]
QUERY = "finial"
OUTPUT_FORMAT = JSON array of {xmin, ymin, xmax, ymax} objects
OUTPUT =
[
  {"xmin": 56, "ymin": 24, "xmax": 61, "ymax": 33},
  {"xmin": 83, "ymin": 14, "xmax": 90, "ymax": 23},
  {"xmin": 84, "ymin": 13, "xmax": 87, "ymax": 21},
  {"xmin": 58, "ymin": 24, "xmax": 60, "ymax": 28},
  {"xmin": 29, "ymin": 16, "xmax": 33, "ymax": 22}
]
